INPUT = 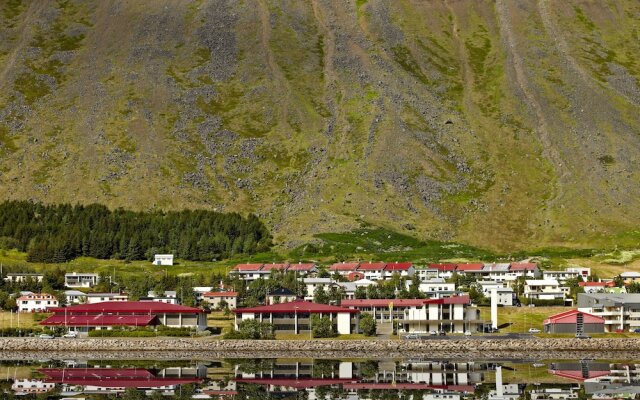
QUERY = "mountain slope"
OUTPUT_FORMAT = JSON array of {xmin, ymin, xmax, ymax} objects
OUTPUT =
[{"xmin": 0, "ymin": 0, "xmax": 639, "ymax": 251}]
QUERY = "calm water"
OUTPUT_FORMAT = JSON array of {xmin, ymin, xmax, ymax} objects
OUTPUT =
[{"xmin": 2, "ymin": 357, "xmax": 639, "ymax": 399}]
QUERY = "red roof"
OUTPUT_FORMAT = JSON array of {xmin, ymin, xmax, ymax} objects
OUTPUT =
[
  {"xmin": 329, "ymin": 262, "xmax": 360, "ymax": 271},
  {"xmin": 204, "ymin": 291, "xmax": 238, "ymax": 297},
  {"xmin": 347, "ymin": 271, "xmax": 365, "ymax": 281},
  {"xmin": 549, "ymin": 369, "xmax": 610, "ymax": 381},
  {"xmin": 40, "ymin": 314, "xmax": 157, "ymax": 327},
  {"xmin": 385, "ymin": 262, "xmax": 413, "ymax": 271},
  {"xmin": 358, "ymin": 262, "xmax": 386, "ymax": 271},
  {"xmin": 429, "ymin": 263, "xmax": 457, "ymax": 271},
  {"xmin": 455, "ymin": 263, "xmax": 484, "ymax": 271},
  {"xmin": 342, "ymin": 299, "xmax": 426, "ymax": 308},
  {"xmin": 234, "ymin": 299, "xmax": 359, "ymax": 314},
  {"xmin": 233, "ymin": 263, "xmax": 264, "ymax": 271},
  {"xmin": 38, "ymin": 368, "xmax": 201, "ymax": 387},
  {"xmin": 510, "ymin": 262, "xmax": 538, "ymax": 271},
  {"xmin": 262, "ymin": 263, "xmax": 289, "ymax": 271},
  {"xmin": 544, "ymin": 309, "xmax": 605, "ymax": 325},
  {"xmin": 425, "ymin": 295, "xmax": 470, "ymax": 305},
  {"xmin": 47, "ymin": 301, "xmax": 205, "ymax": 314},
  {"xmin": 288, "ymin": 263, "xmax": 317, "ymax": 271}
]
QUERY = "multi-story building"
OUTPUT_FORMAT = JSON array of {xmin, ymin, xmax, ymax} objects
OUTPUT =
[
  {"xmin": 202, "ymin": 291, "xmax": 238, "ymax": 309},
  {"xmin": 327, "ymin": 262, "xmax": 414, "ymax": 281},
  {"xmin": 17, "ymin": 293, "xmax": 58, "ymax": 312},
  {"xmin": 230, "ymin": 263, "xmax": 317, "ymax": 282},
  {"xmin": 543, "ymin": 267, "xmax": 590, "ymax": 283},
  {"xmin": 64, "ymin": 272, "xmax": 100, "ymax": 288},
  {"xmin": 416, "ymin": 278, "xmax": 456, "ymax": 298},
  {"xmin": 4, "ymin": 273, "xmax": 44, "ymax": 284},
  {"xmin": 578, "ymin": 293, "xmax": 640, "ymax": 332},
  {"xmin": 85, "ymin": 292, "xmax": 129, "ymax": 304},
  {"xmin": 524, "ymin": 279, "xmax": 569, "ymax": 302}
]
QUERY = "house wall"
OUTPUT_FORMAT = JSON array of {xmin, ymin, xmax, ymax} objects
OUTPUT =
[
  {"xmin": 337, "ymin": 313, "xmax": 351, "ymax": 334},
  {"xmin": 544, "ymin": 323, "xmax": 604, "ymax": 334}
]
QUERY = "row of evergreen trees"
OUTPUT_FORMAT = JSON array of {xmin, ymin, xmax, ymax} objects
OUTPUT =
[{"xmin": 0, "ymin": 201, "xmax": 272, "ymax": 262}]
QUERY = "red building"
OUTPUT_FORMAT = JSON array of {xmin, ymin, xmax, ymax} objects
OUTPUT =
[
  {"xmin": 543, "ymin": 309, "xmax": 605, "ymax": 334},
  {"xmin": 40, "ymin": 301, "xmax": 208, "ymax": 335}
]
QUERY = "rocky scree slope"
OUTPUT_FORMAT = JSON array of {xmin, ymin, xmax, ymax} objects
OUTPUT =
[{"xmin": 0, "ymin": 0, "xmax": 639, "ymax": 251}]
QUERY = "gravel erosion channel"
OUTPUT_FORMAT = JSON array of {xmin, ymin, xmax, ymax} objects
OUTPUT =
[{"xmin": 2, "ymin": 337, "xmax": 640, "ymax": 360}]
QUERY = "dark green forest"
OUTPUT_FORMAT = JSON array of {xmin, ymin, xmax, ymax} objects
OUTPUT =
[{"xmin": 0, "ymin": 201, "xmax": 272, "ymax": 262}]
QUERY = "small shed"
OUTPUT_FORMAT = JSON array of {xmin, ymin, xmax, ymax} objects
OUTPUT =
[
  {"xmin": 544, "ymin": 309, "xmax": 604, "ymax": 334},
  {"xmin": 153, "ymin": 254, "xmax": 174, "ymax": 266}
]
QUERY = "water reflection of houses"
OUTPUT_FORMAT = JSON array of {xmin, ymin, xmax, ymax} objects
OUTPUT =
[
  {"xmin": 233, "ymin": 359, "xmax": 488, "ymax": 398},
  {"xmin": 37, "ymin": 365, "xmax": 205, "ymax": 396},
  {"xmin": 549, "ymin": 361, "xmax": 640, "ymax": 399}
]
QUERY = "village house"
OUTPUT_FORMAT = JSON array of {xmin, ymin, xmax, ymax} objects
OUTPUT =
[
  {"xmin": 17, "ymin": 293, "xmax": 58, "ymax": 312},
  {"xmin": 543, "ymin": 309, "xmax": 605, "ymax": 335},
  {"xmin": 230, "ymin": 262, "xmax": 317, "ymax": 282},
  {"xmin": 543, "ymin": 267, "xmax": 590, "ymax": 284},
  {"xmin": 337, "ymin": 278, "xmax": 376, "ymax": 300},
  {"xmin": 64, "ymin": 290, "xmax": 87, "ymax": 305},
  {"xmin": 578, "ymin": 293, "xmax": 640, "ymax": 333},
  {"xmin": 413, "ymin": 266, "xmax": 440, "ymax": 281},
  {"xmin": 476, "ymin": 281, "xmax": 514, "ymax": 306},
  {"xmin": 303, "ymin": 278, "xmax": 338, "ymax": 300},
  {"xmin": 266, "ymin": 287, "xmax": 297, "ymax": 305},
  {"xmin": 64, "ymin": 272, "xmax": 100, "ymax": 288},
  {"xmin": 153, "ymin": 254, "xmax": 174, "ymax": 266},
  {"xmin": 342, "ymin": 295, "xmax": 483, "ymax": 334},
  {"xmin": 11, "ymin": 380, "xmax": 55, "ymax": 396},
  {"xmin": 233, "ymin": 299, "xmax": 359, "ymax": 334},
  {"xmin": 620, "ymin": 271, "xmax": 640, "ymax": 284},
  {"xmin": 426, "ymin": 262, "xmax": 541, "ymax": 284},
  {"xmin": 203, "ymin": 291, "xmax": 238, "ymax": 309},
  {"xmin": 414, "ymin": 278, "xmax": 456, "ymax": 298},
  {"xmin": 578, "ymin": 281, "xmax": 618, "ymax": 294},
  {"xmin": 4, "ymin": 273, "xmax": 44, "ymax": 284},
  {"xmin": 524, "ymin": 279, "xmax": 569, "ymax": 303},
  {"xmin": 139, "ymin": 290, "xmax": 178, "ymax": 305},
  {"xmin": 193, "ymin": 286, "xmax": 213, "ymax": 302},
  {"xmin": 40, "ymin": 301, "xmax": 208, "ymax": 334},
  {"xmin": 326, "ymin": 261, "xmax": 413, "ymax": 281},
  {"xmin": 85, "ymin": 292, "xmax": 129, "ymax": 304}
]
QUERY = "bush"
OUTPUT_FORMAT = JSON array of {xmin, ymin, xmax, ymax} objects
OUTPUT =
[
  {"xmin": 223, "ymin": 320, "xmax": 274, "ymax": 340},
  {"xmin": 0, "ymin": 327, "xmax": 42, "ymax": 337},
  {"xmin": 88, "ymin": 329, "xmax": 156, "ymax": 337},
  {"xmin": 519, "ymin": 297, "xmax": 565, "ymax": 307},
  {"xmin": 312, "ymin": 315, "xmax": 336, "ymax": 338},
  {"xmin": 359, "ymin": 313, "xmax": 377, "ymax": 336}
]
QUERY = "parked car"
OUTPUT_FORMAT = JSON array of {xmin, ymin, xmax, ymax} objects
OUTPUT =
[
  {"xmin": 528, "ymin": 328, "xmax": 541, "ymax": 334},
  {"xmin": 438, "ymin": 331, "xmax": 447, "ymax": 336},
  {"xmin": 629, "ymin": 328, "xmax": 640, "ymax": 333},
  {"xmin": 464, "ymin": 331, "xmax": 472, "ymax": 337},
  {"xmin": 429, "ymin": 330, "xmax": 438, "ymax": 336},
  {"xmin": 62, "ymin": 331, "xmax": 78, "ymax": 338},
  {"xmin": 404, "ymin": 333, "xmax": 419, "ymax": 340},
  {"xmin": 38, "ymin": 334, "xmax": 54, "ymax": 340}
]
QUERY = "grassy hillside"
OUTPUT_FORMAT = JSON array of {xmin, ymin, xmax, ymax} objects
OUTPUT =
[{"xmin": 0, "ymin": 1, "xmax": 639, "ymax": 252}]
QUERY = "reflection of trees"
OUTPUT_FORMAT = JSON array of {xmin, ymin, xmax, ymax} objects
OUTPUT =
[
  {"xmin": 360, "ymin": 360, "xmax": 379, "ymax": 379},
  {"xmin": 312, "ymin": 360, "xmax": 339, "ymax": 378},
  {"xmin": 226, "ymin": 358, "xmax": 275, "ymax": 374}
]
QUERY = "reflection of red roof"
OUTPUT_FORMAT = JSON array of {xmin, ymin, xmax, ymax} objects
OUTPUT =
[
  {"xmin": 235, "ymin": 378, "xmax": 357, "ymax": 389},
  {"xmin": 385, "ymin": 262, "xmax": 413, "ymax": 271},
  {"xmin": 233, "ymin": 264, "xmax": 264, "ymax": 271},
  {"xmin": 358, "ymin": 262, "xmax": 386, "ymax": 271},
  {"xmin": 40, "ymin": 314, "xmax": 157, "ymax": 327},
  {"xmin": 262, "ymin": 263, "xmax": 290, "ymax": 271},
  {"xmin": 549, "ymin": 369, "xmax": 610, "ymax": 381},
  {"xmin": 288, "ymin": 263, "xmax": 316, "ymax": 271},
  {"xmin": 47, "ymin": 301, "xmax": 205, "ymax": 314},
  {"xmin": 343, "ymin": 383, "xmax": 475, "ymax": 392},
  {"xmin": 456, "ymin": 263, "xmax": 484, "ymax": 271},
  {"xmin": 342, "ymin": 299, "xmax": 426, "ymax": 307},
  {"xmin": 429, "ymin": 264, "xmax": 456, "ymax": 271},
  {"xmin": 510, "ymin": 262, "xmax": 538, "ymax": 271},
  {"xmin": 234, "ymin": 299, "xmax": 359, "ymax": 314},
  {"xmin": 38, "ymin": 368, "xmax": 201, "ymax": 388},
  {"xmin": 204, "ymin": 291, "xmax": 238, "ymax": 297},
  {"xmin": 329, "ymin": 262, "xmax": 359, "ymax": 271},
  {"xmin": 544, "ymin": 309, "xmax": 605, "ymax": 325}
]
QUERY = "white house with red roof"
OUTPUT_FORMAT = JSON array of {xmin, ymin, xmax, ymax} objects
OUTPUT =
[
  {"xmin": 40, "ymin": 301, "xmax": 208, "ymax": 334},
  {"xmin": 327, "ymin": 261, "xmax": 414, "ymax": 281},
  {"xmin": 203, "ymin": 291, "xmax": 238, "ymax": 309},
  {"xmin": 233, "ymin": 299, "xmax": 359, "ymax": 334},
  {"xmin": 230, "ymin": 262, "xmax": 317, "ymax": 282},
  {"xmin": 17, "ymin": 293, "xmax": 58, "ymax": 312}
]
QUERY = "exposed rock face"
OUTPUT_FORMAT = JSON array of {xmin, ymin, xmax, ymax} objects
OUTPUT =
[{"xmin": 0, "ymin": 1, "xmax": 639, "ymax": 250}]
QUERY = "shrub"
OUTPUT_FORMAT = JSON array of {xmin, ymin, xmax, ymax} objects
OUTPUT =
[
  {"xmin": 359, "ymin": 313, "xmax": 377, "ymax": 336},
  {"xmin": 312, "ymin": 315, "xmax": 336, "ymax": 338},
  {"xmin": 223, "ymin": 320, "xmax": 274, "ymax": 340}
]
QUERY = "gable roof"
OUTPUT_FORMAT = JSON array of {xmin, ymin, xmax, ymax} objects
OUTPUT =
[
  {"xmin": 510, "ymin": 262, "xmax": 538, "ymax": 271},
  {"xmin": 429, "ymin": 263, "xmax": 457, "ymax": 271},
  {"xmin": 544, "ymin": 309, "xmax": 605, "ymax": 325},
  {"xmin": 261, "ymin": 263, "xmax": 290, "ymax": 271},
  {"xmin": 455, "ymin": 263, "xmax": 484, "ymax": 271},
  {"xmin": 329, "ymin": 262, "xmax": 360, "ymax": 271},
  {"xmin": 288, "ymin": 263, "xmax": 317, "ymax": 271},
  {"xmin": 234, "ymin": 299, "xmax": 359, "ymax": 314},
  {"xmin": 358, "ymin": 262, "xmax": 386, "ymax": 271},
  {"xmin": 385, "ymin": 262, "xmax": 413, "ymax": 271},
  {"xmin": 233, "ymin": 263, "xmax": 264, "ymax": 271},
  {"xmin": 48, "ymin": 301, "xmax": 205, "ymax": 314}
]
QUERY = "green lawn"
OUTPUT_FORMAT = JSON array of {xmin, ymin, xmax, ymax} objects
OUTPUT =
[{"xmin": 479, "ymin": 306, "xmax": 572, "ymax": 333}]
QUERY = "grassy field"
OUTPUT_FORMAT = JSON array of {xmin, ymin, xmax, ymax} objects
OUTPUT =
[
  {"xmin": 207, "ymin": 311, "xmax": 234, "ymax": 335},
  {"xmin": 479, "ymin": 306, "xmax": 572, "ymax": 333},
  {"xmin": 0, "ymin": 311, "xmax": 41, "ymax": 329}
]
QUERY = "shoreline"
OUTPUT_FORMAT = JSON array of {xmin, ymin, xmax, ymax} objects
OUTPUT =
[{"xmin": 1, "ymin": 337, "xmax": 640, "ymax": 360}]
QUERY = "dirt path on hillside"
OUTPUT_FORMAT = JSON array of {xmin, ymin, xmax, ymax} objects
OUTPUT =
[
  {"xmin": 537, "ymin": 0, "xmax": 639, "ymax": 107},
  {"xmin": 0, "ymin": 2, "xmax": 46, "ymax": 89},
  {"xmin": 311, "ymin": 0, "xmax": 337, "ymax": 87},
  {"xmin": 257, "ymin": 0, "xmax": 290, "ymax": 125},
  {"xmin": 495, "ymin": 0, "xmax": 568, "ymax": 201}
]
